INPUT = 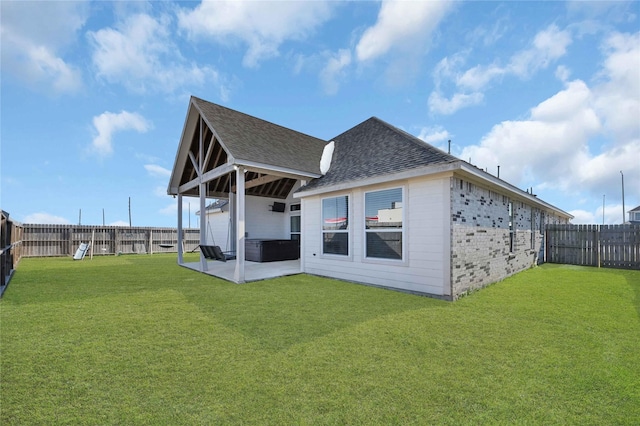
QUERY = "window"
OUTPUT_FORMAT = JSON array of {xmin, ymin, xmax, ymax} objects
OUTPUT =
[
  {"xmin": 322, "ymin": 196, "xmax": 349, "ymax": 255},
  {"xmin": 290, "ymin": 204, "xmax": 301, "ymax": 241},
  {"xmin": 365, "ymin": 188, "xmax": 403, "ymax": 260},
  {"xmin": 634, "ymin": 212, "xmax": 640, "ymax": 221},
  {"xmin": 508, "ymin": 201, "xmax": 515, "ymax": 252},
  {"xmin": 290, "ymin": 215, "xmax": 300, "ymax": 241},
  {"xmin": 530, "ymin": 208, "xmax": 535, "ymax": 249}
]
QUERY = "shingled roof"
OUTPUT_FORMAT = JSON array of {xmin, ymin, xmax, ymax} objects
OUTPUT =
[
  {"xmin": 192, "ymin": 97, "xmax": 327, "ymax": 175},
  {"xmin": 299, "ymin": 117, "xmax": 459, "ymax": 192}
]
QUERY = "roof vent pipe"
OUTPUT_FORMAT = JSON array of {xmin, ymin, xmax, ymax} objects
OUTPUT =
[
  {"xmin": 497, "ymin": 165, "xmax": 500, "ymax": 179},
  {"xmin": 448, "ymin": 140, "xmax": 451, "ymax": 154}
]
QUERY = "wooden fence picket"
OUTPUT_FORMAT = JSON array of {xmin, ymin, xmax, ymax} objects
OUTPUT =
[
  {"xmin": 546, "ymin": 224, "xmax": 639, "ymax": 270},
  {"xmin": 19, "ymin": 225, "xmax": 200, "ymax": 257}
]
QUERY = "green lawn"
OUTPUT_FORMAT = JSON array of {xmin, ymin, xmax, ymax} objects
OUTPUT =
[{"xmin": 1, "ymin": 255, "xmax": 638, "ymax": 425}]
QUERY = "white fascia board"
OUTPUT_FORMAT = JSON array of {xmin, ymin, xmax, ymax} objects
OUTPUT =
[
  {"xmin": 235, "ymin": 159, "xmax": 322, "ymax": 180},
  {"xmin": 168, "ymin": 100, "xmax": 234, "ymax": 196},
  {"xmin": 168, "ymin": 101, "xmax": 199, "ymax": 195},
  {"xmin": 294, "ymin": 162, "xmax": 459, "ymax": 198},
  {"xmin": 294, "ymin": 160, "xmax": 572, "ymax": 219},
  {"xmin": 456, "ymin": 163, "xmax": 573, "ymax": 219}
]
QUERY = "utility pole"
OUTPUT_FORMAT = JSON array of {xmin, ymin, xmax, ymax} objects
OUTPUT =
[
  {"xmin": 129, "ymin": 197, "xmax": 132, "ymax": 227},
  {"xmin": 103, "ymin": 208, "xmax": 105, "ymax": 226},
  {"xmin": 620, "ymin": 171, "xmax": 625, "ymax": 224},
  {"xmin": 188, "ymin": 202, "xmax": 191, "ymax": 228},
  {"xmin": 79, "ymin": 209, "xmax": 82, "ymax": 226},
  {"xmin": 602, "ymin": 195, "xmax": 605, "ymax": 225}
]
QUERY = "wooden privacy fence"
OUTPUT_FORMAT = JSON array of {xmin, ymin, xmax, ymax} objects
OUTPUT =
[
  {"xmin": 546, "ymin": 224, "xmax": 640, "ymax": 270},
  {"xmin": 21, "ymin": 225, "xmax": 201, "ymax": 258}
]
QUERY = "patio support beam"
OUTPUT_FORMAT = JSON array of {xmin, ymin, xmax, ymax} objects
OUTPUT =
[
  {"xmin": 202, "ymin": 134, "xmax": 215, "ymax": 171},
  {"xmin": 177, "ymin": 194, "xmax": 184, "ymax": 265},
  {"xmin": 179, "ymin": 163, "xmax": 235, "ymax": 194},
  {"xmin": 231, "ymin": 174, "xmax": 282, "ymax": 192},
  {"xmin": 189, "ymin": 151, "xmax": 201, "ymax": 177},
  {"xmin": 234, "ymin": 166, "xmax": 246, "ymax": 283},
  {"xmin": 199, "ymin": 180, "xmax": 208, "ymax": 271},
  {"xmin": 199, "ymin": 117, "xmax": 208, "ymax": 272}
]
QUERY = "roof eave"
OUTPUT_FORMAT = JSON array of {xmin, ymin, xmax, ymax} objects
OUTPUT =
[
  {"xmin": 295, "ymin": 160, "xmax": 573, "ymax": 219},
  {"xmin": 294, "ymin": 162, "xmax": 460, "ymax": 198},
  {"xmin": 457, "ymin": 163, "xmax": 573, "ymax": 219},
  {"xmin": 167, "ymin": 97, "xmax": 199, "ymax": 196}
]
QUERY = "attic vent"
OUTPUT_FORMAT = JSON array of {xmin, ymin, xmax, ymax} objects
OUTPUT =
[{"xmin": 320, "ymin": 141, "xmax": 335, "ymax": 175}]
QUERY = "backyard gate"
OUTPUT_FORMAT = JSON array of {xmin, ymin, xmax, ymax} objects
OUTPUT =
[{"xmin": 546, "ymin": 224, "xmax": 640, "ymax": 270}]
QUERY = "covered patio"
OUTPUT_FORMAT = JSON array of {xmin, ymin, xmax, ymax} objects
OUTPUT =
[{"xmin": 167, "ymin": 97, "xmax": 327, "ymax": 283}]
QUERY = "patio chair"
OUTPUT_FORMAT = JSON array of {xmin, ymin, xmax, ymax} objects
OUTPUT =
[
  {"xmin": 199, "ymin": 245, "xmax": 236, "ymax": 262},
  {"xmin": 211, "ymin": 245, "xmax": 236, "ymax": 262}
]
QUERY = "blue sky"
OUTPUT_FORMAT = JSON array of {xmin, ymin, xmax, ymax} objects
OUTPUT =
[{"xmin": 1, "ymin": 0, "xmax": 638, "ymax": 227}]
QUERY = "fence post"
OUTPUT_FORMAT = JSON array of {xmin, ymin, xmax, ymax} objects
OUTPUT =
[{"xmin": 596, "ymin": 225, "xmax": 600, "ymax": 268}]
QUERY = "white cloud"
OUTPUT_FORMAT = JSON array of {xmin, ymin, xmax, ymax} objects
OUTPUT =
[
  {"xmin": 23, "ymin": 212, "xmax": 70, "ymax": 225},
  {"xmin": 355, "ymin": 0, "xmax": 454, "ymax": 62},
  {"xmin": 144, "ymin": 164, "xmax": 171, "ymax": 178},
  {"xmin": 89, "ymin": 13, "xmax": 224, "ymax": 97},
  {"xmin": 592, "ymin": 31, "xmax": 640, "ymax": 146},
  {"xmin": 304, "ymin": 1, "xmax": 454, "ymax": 94},
  {"xmin": 460, "ymin": 79, "xmax": 601, "ymax": 190},
  {"xmin": 507, "ymin": 24, "xmax": 572, "ymax": 78},
  {"xmin": 320, "ymin": 49, "xmax": 352, "ymax": 95},
  {"xmin": 178, "ymin": 1, "xmax": 334, "ymax": 68},
  {"xmin": 570, "ymin": 203, "xmax": 625, "ymax": 225},
  {"xmin": 418, "ymin": 126, "xmax": 451, "ymax": 145},
  {"xmin": 430, "ymin": 24, "xmax": 573, "ymax": 115},
  {"xmin": 91, "ymin": 111, "xmax": 152, "ymax": 157},
  {"xmin": 458, "ymin": 30, "xmax": 640, "ymax": 207},
  {"xmin": 555, "ymin": 65, "xmax": 571, "ymax": 82},
  {"xmin": 0, "ymin": 1, "xmax": 87, "ymax": 94},
  {"xmin": 154, "ymin": 186, "xmax": 169, "ymax": 198},
  {"xmin": 159, "ymin": 202, "xmax": 177, "ymax": 216},
  {"xmin": 428, "ymin": 91, "xmax": 483, "ymax": 115},
  {"xmin": 457, "ymin": 64, "xmax": 505, "ymax": 92}
]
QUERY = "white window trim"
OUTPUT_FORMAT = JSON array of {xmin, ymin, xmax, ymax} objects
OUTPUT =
[
  {"xmin": 320, "ymin": 193, "xmax": 352, "ymax": 260},
  {"xmin": 362, "ymin": 186, "xmax": 407, "ymax": 264}
]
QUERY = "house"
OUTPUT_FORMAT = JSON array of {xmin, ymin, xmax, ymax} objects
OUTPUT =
[
  {"xmin": 196, "ymin": 200, "xmax": 231, "ymax": 250},
  {"xmin": 628, "ymin": 206, "xmax": 640, "ymax": 224},
  {"xmin": 168, "ymin": 96, "xmax": 572, "ymax": 299}
]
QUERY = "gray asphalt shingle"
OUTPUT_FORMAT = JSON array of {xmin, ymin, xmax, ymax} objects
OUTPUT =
[
  {"xmin": 192, "ymin": 97, "xmax": 327, "ymax": 175},
  {"xmin": 301, "ymin": 117, "xmax": 459, "ymax": 191}
]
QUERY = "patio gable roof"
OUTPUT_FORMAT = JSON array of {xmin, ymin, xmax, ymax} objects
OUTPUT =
[{"xmin": 168, "ymin": 97, "xmax": 327, "ymax": 198}]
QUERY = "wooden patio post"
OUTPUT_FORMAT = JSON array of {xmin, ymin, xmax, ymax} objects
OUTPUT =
[
  {"xmin": 177, "ymin": 194, "xmax": 184, "ymax": 264},
  {"xmin": 199, "ymin": 180, "xmax": 208, "ymax": 272},
  {"xmin": 234, "ymin": 166, "xmax": 245, "ymax": 283},
  {"xmin": 198, "ymin": 116, "xmax": 208, "ymax": 272}
]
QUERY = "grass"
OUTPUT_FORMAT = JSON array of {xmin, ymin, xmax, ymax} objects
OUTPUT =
[{"xmin": 1, "ymin": 254, "xmax": 638, "ymax": 424}]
